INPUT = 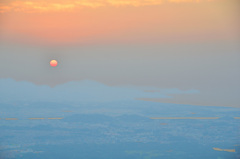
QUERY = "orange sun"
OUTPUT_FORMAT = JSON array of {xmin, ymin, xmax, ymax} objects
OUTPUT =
[{"xmin": 50, "ymin": 60, "xmax": 58, "ymax": 67}]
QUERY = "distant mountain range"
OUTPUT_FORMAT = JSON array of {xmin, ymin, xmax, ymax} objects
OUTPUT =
[
  {"xmin": 0, "ymin": 78, "xmax": 171, "ymax": 103},
  {"xmin": 0, "ymin": 78, "xmax": 199, "ymax": 103}
]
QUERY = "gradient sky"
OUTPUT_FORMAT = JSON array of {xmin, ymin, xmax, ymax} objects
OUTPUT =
[
  {"xmin": 0, "ymin": 0, "xmax": 239, "ymax": 45},
  {"xmin": 0, "ymin": 0, "xmax": 240, "ymax": 107}
]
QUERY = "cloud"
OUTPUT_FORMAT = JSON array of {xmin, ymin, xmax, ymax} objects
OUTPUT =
[{"xmin": 0, "ymin": 0, "xmax": 215, "ymax": 13}]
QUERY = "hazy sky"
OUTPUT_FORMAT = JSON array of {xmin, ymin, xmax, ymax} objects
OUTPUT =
[{"xmin": 0, "ymin": 0, "xmax": 239, "ymax": 107}]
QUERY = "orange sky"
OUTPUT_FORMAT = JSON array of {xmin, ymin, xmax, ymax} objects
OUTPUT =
[{"xmin": 0, "ymin": 0, "xmax": 239, "ymax": 45}]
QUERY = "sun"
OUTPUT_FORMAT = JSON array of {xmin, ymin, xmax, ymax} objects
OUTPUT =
[{"xmin": 50, "ymin": 60, "xmax": 58, "ymax": 67}]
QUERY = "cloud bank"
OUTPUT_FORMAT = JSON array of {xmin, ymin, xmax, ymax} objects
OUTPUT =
[{"xmin": 0, "ymin": 0, "xmax": 215, "ymax": 12}]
